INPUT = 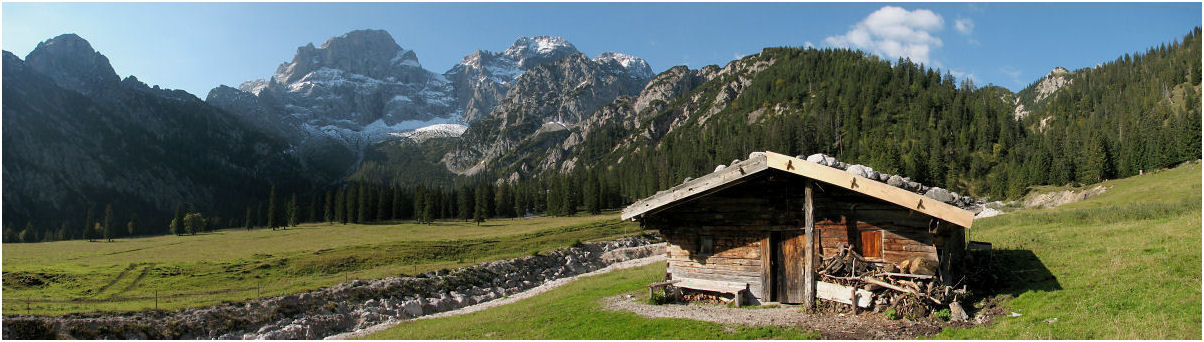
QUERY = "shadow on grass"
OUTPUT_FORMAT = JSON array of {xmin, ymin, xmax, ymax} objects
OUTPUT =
[{"xmin": 965, "ymin": 249, "xmax": 1062, "ymax": 297}]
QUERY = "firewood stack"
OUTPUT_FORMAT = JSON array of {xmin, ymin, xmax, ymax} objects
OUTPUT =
[{"xmin": 817, "ymin": 243, "xmax": 969, "ymax": 321}]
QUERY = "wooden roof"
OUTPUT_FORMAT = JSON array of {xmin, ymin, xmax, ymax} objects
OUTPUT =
[{"xmin": 620, "ymin": 151, "xmax": 975, "ymax": 228}]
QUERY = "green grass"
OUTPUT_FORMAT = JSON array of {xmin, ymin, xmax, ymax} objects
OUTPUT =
[
  {"xmin": 363, "ymin": 262, "xmax": 819, "ymax": 340},
  {"xmin": 2, "ymin": 213, "xmax": 640, "ymax": 315},
  {"xmin": 368, "ymin": 162, "xmax": 1201, "ymax": 340},
  {"xmin": 938, "ymin": 161, "xmax": 1202, "ymax": 339}
]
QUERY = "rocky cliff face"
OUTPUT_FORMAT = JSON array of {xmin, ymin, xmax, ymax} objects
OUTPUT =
[
  {"xmin": 443, "ymin": 51, "xmax": 654, "ymax": 175},
  {"xmin": 444, "ymin": 36, "xmax": 584, "ymax": 122},
  {"xmin": 208, "ymin": 29, "xmax": 460, "ymax": 151},
  {"xmin": 3, "ymin": 35, "xmax": 307, "ymax": 231},
  {"xmin": 23, "ymin": 34, "xmax": 120, "ymax": 98}
]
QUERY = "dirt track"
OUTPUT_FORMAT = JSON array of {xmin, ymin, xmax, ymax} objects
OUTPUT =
[{"xmin": 603, "ymin": 295, "xmax": 949, "ymax": 339}]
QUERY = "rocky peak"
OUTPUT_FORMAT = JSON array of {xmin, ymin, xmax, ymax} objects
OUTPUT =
[
  {"xmin": 593, "ymin": 52, "xmax": 654, "ymax": 80},
  {"xmin": 502, "ymin": 36, "xmax": 579, "ymax": 69},
  {"xmin": 273, "ymin": 29, "xmax": 421, "ymax": 85},
  {"xmin": 24, "ymin": 33, "xmax": 120, "ymax": 96},
  {"xmin": 1034, "ymin": 66, "xmax": 1072, "ymax": 104}
]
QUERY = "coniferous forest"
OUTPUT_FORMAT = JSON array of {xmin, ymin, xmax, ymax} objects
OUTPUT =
[{"xmin": 4, "ymin": 28, "xmax": 1200, "ymax": 243}]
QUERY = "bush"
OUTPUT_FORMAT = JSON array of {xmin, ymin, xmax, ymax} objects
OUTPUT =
[
  {"xmin": 647, "ymin": 291, "xmax": 672, "ymax": 305},
  {"xmin": 884, "ymin": 308, "xmax": 900, "ymax": 320},
  {"xmin": 933, "ymin": 308, "xmax": 952, "ymax": 321}
]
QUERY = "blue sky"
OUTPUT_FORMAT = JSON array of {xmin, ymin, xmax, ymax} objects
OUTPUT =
[{"xmin": 3, "ymin": 3, "xmax": 1200, "ymax": 97}]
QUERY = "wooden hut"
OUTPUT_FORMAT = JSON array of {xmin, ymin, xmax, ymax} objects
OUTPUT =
[{"xmin": 622, "ymin": 152, "xmax": 975, "ymax": 306}]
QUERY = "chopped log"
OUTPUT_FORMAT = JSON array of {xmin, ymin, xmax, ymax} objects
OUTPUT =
[
  {"xmin": 880, "ymin": 272, "xmax": 935, "ymax": 280},
  {"xmin": 861, "ymin": 276, "xmax": 943, "ymax": 305},
  {"xmin": 861, "ymin": 276, "xmax": 911, "ymax": 293}
]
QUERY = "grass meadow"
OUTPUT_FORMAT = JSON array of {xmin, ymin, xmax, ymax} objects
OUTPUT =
[
  {"xmin": 367, "ymin": 161, "xmax": 1202, "ymax": 339},
  {"xmin": 2, "ymin": 213, "xmax": 639, "ymax": 315}
]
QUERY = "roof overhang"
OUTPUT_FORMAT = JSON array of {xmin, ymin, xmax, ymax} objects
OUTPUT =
[{"xmin": 620, "ymin": 151, "xmax": 975, "ymax": 229}]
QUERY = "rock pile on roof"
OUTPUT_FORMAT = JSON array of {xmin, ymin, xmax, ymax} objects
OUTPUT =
[
  {"xmin": 690, "ymin": 152, "xmax": 979, "ymax": 209},
  {"xmin": 800, "ymin": 153, "xmax": 977, "ymax": 208}
]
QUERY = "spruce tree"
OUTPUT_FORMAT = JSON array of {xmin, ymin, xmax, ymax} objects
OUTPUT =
[
  {"xmin": 474, "ymin": 184, "xmax": 490, "ymax": 225},
  {"xmin": 20, "ymin": 222, "xmax": 34, "ymax": 243},
  {"xmin": 457, "ymin": 186, "xmax": 473, "ymax": 222},
  {"xmin": 102, "ymin": 204, "xmax": 114, "ymax": 242},
  {"xmin": 357, "ymin": 184, "xmax": 369, "ymax": 223},
  {"xmin": 346, "ymin": 185, "xmax": 358, "ymax": 224},
  {"xmin": 244, "ymin": 206, "xmax": 253, "ymax": 230},
  {"xmin": 83, "ymin": 205, "xmax": 95, "ymax": 239},
  {"xmin": 287, "ymin": 193, "xmax": 298, "ymax": 228},
  {"xmin": 172, "ymin": 203, "xmax": 184, "ymax": 234},
  {"xmin": 394, "ymin": 186, "xmax": 404, "ymax": 219},
  {"xmin": 267, "ymin": 185, "xmax": 279, "ymax": 230},
  {"xmin": 377, "ymin": 187, "xmax": 390, "ymax": 221},
  {"xmin": 324, "ymin": 191, "xmax": 334, "ymax": 223},
  {"xmin": 127, "ymin": 214, "xmax": 139, "ymax": 237}
]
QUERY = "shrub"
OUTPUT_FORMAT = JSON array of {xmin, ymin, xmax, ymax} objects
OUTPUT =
[
  {"xmin": 884, "ymin": 308, "xmax": 900, "ymax": 320},
  {"xmin": 933, "ymin": 308, "xmax": 952, "ymax": 321}
]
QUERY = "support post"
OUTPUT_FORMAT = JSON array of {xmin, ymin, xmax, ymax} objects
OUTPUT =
[{"xmin": 803, "ymin": 180, "xmax": 816, "ymax": 309}]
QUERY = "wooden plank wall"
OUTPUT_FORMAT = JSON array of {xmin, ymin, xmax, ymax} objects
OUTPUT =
[
  {"xmin": 646, "ymin": 170, "xmax": 954, "ymax": 300},
  {"xmin": 811, "ymin": 187, "xmax": 940, "ymax": 265}
]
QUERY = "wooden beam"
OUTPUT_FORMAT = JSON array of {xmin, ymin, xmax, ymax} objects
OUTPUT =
[
  {"xmin": 815, "ymin": 281, "xmax": 873, "ymax": 308},
  {"xmin": 803, "ymin": 180, "xmax": 816, "ymax": 309},
  {"xmin": 760, "ymin": 234, "xmax": 772, "ymax": 301},
  {"xmin": 764, "ymin": 152, "xmax": 975, "ymax": 228},
  {"xmin": 621, "ymin": 155, "xmax": 770, "ymax": 220}
]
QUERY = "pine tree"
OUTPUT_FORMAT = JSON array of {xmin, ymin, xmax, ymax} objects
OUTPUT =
[
  {"xmin": 377, "ymin": 187, "xmax": 390, "ymax": 221},
  {"xmin": 346, "ymin": 185, "xmax": 358, "ymax": 224},
  {"xmin": 426, "ymin": 193, "xmax": 440, "ymax": 225},
  {"xmin": 169, "ymin": 218, "xmax": 181, "ymax": 236},
  {"xmin": 126, "ymin": 214, "xmax": 138, "ymax": 237},
  {"xmin": 335, "ymin": 187, "xmax": 346, "ymax": 224},
  {"xmin": 457, "ymin": 186, "xmax": 473, "ymax": 222},
  {"xmin": 357, "ymin": 184, "xmax": 369, "ymax": 223},
  {"xmin": 583, "ymin": 173, "xmax": 600, "ymax": 215},
  {"xmin": 20, "ymin": 222, "xmax": 34, "ymax": 243},
  {"xmin": 172, "ymin": 203, "xmax": 184, "ymax": 235},
  {"xmin": 286, "ymin": 193, "xmax": 299, "ymax": 228},
  {"xmin": 308, "ymin": 193, "xmax": 320, "ymax": 224},
  {"xmin": 392, "ymin": 187, "xmax": 403, "ymax": 220},
  {"xmin": 102, "ymin": 204, "xmax": 114, "ymax": 242},
  {"xmin": 267, "ymin": 185, "xmax": 279, "ymax": 230},
  {"xmin": 324, "ymin": 191, "xmax": 334, "ymax": 223},
  {"xmin": 474, "ymin": 184, "xmax": 489, "ymax": 225},
  {"xmin": 244, "ymin": 206, "xmax": 253, "ymax": 230}
]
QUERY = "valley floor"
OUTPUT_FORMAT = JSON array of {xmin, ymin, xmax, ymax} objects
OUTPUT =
[{"xmin": 2, "ymin": 213, "xmax": 638, "ymax": 315}]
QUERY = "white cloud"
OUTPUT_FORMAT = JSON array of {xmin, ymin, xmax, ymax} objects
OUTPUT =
[
  {"xmin": 949, "ymin": 69, "xmax": 975, "ymax": 82},
  {"xmin": 824, "ymin": 6, "xmax": 944, "ymax": 64},
  {"xmin": 954, "ymin": 18, "xmax": 974, "ymax": 35},
  {"xmin": 804, "ymin": 41, "xmax": 815, "ymax": 48}
]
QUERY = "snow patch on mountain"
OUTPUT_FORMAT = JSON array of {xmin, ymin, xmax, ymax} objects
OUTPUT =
[
  {"xmin": 389, "ymin": 123, "xmax": 470, "ymax": 143},
  {"xmin": 594, "ymin": 52, "xmax": 654, "ymax": 80}
]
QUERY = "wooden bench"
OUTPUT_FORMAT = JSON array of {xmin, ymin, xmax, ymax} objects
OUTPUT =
[{"xmin": 673, "ymin": 278, "xmax": 750, "ymax": 306}]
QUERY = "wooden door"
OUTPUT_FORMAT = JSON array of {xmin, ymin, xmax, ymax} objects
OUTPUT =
[
  {"xmin": 859, "ymin": 230, "xmax": 882, "ymax": 259},
  {"xmin": 775, "ymin": 231, "xmax": 805, "ymax": 303}
]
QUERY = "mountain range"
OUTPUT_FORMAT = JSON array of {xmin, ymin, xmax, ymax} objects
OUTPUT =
[{"xmin": 3, "ymin": 27, "xmax": 1199, "ymax": 241}]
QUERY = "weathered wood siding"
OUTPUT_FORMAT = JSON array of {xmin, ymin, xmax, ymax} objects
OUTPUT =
[{"xmin": 644, "ymin": 170, "xmax": 962, "ymax": 301}]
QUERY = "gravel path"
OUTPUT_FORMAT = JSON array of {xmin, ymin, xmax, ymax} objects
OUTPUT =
[
  {"xmin": 327, "ymin": 251, "xmax": 668, "ymax": 339},
  {"xmin": 602, "ymin": 295, "xmax": 944, "ymax": 339}
]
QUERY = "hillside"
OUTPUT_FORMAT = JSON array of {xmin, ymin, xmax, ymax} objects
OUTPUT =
[
  {"xmin": 365, "ymin": 160, "xmax": 1202, "ymax": 339},
  {"xmin": 2, "ymin": 35, "xmax": 311, "ymax": 240}
]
